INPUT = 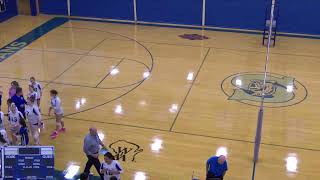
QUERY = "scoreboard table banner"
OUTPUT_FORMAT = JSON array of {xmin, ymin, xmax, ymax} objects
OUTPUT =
[{"xmin": 1, "ymin": 146, "xmax": 54, "ymax": 179}]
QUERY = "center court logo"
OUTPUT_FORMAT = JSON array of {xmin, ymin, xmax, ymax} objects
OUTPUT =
[
  {"xmin": 109, "ymin": 140, "xmax": 143, "ymax": 162},
  {"xmin": 221, "ymin": 72, "xmax": 308, "ymax": 108}
]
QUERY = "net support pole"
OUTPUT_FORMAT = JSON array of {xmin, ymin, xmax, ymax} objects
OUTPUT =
[
  {"xmin": 67, "ymin": 0, "xmax": 70, "ymax": 16},
  {"xmin": 253, "ymin": 0, "xmax": 276, "ymax": 163},
  {"xmin": 202, "ymin": 0, "xmax": 206, "ymax": 27},
  {"xmin": 133, "ymin": 0, "xmax": 138, "ymax": 22}
]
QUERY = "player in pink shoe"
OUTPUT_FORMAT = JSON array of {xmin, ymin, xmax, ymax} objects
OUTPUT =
[{"xmin": 48, "ymin": 90, "xmax": 65, "ymax": 139}]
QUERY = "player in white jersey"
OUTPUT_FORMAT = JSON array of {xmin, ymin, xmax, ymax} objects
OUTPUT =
[
  {"xmin": 8, "ymin": 103, "xmax": 24, "ymax": 145},
  {"xmin": 28, "ymin": 85, "xmax": 39, "ymax": 101},
  {"xmin": 0, "ymin": 109, "xmax": 9, "ymax": 145},
  {"xmin": 25, "ymin": 96, "xmax": 41, "ymax": 145},
  {"xmin": 48, "ymin": 89, "xmax": 65, "ymax": 139},
  {"xmin": 0, "ymin": 110, "xmax": 5, "ymax": 130},
  {"xmin": 100, "ymin": 152, "xmax": 123, "ymax": 180},
  {"xmin": 30, "ymin": 77, "xmax": 42, "ymax": 106}
]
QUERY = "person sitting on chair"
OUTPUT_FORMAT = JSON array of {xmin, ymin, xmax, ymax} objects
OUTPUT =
[{"xmin": 206, "ymin": 155, "xmax": 228, "ymax": 180}]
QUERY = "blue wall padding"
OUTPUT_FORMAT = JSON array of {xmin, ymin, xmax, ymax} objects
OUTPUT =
[
  {"xmin": 38, "ymin": 0, "xmax": 68, "ymax": 15},
  {"xmin": 30, "ymin": 0, "xmax": 38, "ymax": 16},
  {"xmin": 70, "ymin": 0, "xmax": 134, "ymax": 20},
  {"xmin": 205, "ymin": 0, "xmax": 268, "ymax": 30},
  {"xmin": 0, "ymin": 0, "xmax": 18, "ymax": 23},
  {"xmin": 137, "ymin": 0, "xmax": 202, "ymax": 25},
  {"xmin": 36, "ymin": 0, "xmax": 320, "ymax": 35},
  {"xmin": 277, "ymin": 0, "xmax": 320, "ymax": 35}
]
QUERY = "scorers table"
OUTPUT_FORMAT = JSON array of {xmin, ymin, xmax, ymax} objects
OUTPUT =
[{"xmin": 1, "ymin": 146, "xmax": 54, "ymax": 179}]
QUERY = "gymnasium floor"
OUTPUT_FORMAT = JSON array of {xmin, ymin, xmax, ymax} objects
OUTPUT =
[{"xmin": 0, "ymin": 15, "xmax": 320, "ymax": 179}]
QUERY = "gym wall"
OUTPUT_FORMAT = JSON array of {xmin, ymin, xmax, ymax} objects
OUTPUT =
[{"xmin": 37, "ymin": 0, "xmax": 320, "ymax": 35}]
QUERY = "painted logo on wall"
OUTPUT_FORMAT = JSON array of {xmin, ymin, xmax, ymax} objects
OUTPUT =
[
  {"xmin": 179, "ymin": 34, "xmax": 209, "ymax": 40},
  {"xmin": 221, "ymin": 72, "xmax": 307, "ymax": 107},
  {"xmin": 109, "ymin": 140, "xmax": 143, "ymax": 162}
]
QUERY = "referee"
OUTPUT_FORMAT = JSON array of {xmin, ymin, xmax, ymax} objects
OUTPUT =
[{"xmin": 83, "ymin": 127, "xmax": 106, "ymax": 180}]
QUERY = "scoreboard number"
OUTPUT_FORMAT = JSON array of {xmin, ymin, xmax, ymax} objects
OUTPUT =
[{"xmin": 1, "ymin": 146, "xmax": 55, "ymax": 179}]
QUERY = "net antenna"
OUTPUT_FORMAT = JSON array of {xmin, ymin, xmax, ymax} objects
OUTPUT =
[{"xmin": 253, "ymin": 0, "xmax": 277, "ymax": 164}]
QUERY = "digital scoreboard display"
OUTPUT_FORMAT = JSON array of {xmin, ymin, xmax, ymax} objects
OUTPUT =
[{"xmin": 2, "ymin": 146, "xmax": 54, "ymax": 179}]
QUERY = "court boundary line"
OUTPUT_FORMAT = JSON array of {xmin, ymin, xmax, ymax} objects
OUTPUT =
[
  {"xmin": 42, "ymin": 26, "xmax": 114, "ymax": 89},
  {"xmin": 58, "ymin": 116, "xmax": 320, "ymax": 152},
  {"xmin": 59, "ymin": 26, "xmax": 320, "ymax": 59},
  {"xmin": 169, "ymin": 48, "xmax": 211, "ymax": 131},
  {"xmin": 4, "ymin": 17, "xmax": 320, "ymax": 153},
  {"xmin": 63, "ymin": 16, "xmax": 320, "ymax": 40},
  {"xmin": 0, "ymin": 17, "xmax": 155, "ymax": 121}
]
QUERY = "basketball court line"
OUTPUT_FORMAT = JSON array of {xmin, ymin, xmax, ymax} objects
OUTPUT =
[
  {"xmin": 3, "ymin": 17, "xmax": 319, "ymax": 179},
  {"xmin": 1, "ymin": 21, "xmax": 314, "ymax": 151},
  {"xmin": 135, "ymin": 40, "xmax": 320, "ymax": 59},
  {"xmin": 42, "ymin": 35, "xmax": 117, "ymax": 89},
  {"xmin": 169, "ymin": 48, "xmax": 211, "ymax": 131},
  {"xmin": 55, "ymin": 116, "xmax": 320, "ymax": 153},
  {"xmin": 59, "ymin": 26, "xmax": 320, "ymax": 59},
  {"xmin": 68, "ymin": 17, "xmax": 320, "ymax": 40},
  {"xmin": 95, "ymin": 58, "xmax": 124, "ymax": 87}
]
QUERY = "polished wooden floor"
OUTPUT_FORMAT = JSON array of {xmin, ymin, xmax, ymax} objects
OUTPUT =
[{"xmin": 1, "ymin": 15, "xmax": 320, "ymax": 180}]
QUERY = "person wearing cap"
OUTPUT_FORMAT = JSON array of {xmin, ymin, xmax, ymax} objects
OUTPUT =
[
  {"xmin": 206, "ymin": 155, "xmax": 228, "ymax": 180},
  {"xmin": 83, "ymin": 127, "xmax": 106, "ymax": 180}
]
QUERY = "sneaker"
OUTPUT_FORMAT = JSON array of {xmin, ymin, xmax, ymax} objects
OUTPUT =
[
  {"xmin": 50, "ymin": 131, "xmax": 58, "ymax": 139},
  {"xmin": 58, "ymin": 128, "xmax": 66, "ymax": 133}
]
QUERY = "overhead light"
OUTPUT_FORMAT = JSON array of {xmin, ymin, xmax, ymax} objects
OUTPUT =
[
  {"xmin": 286, "ymin": 153, "xmax": 298, "ymax": 173},
  {"xmin": 115, "ymin": 104, "xmax": 123, "ymax": 114},
  {"xmin": 286, "ymin": 85, "xmax": 294, "ymax": 92},
  {"xmin": 236, "ymin": 79, "xmax": 242, "ymax": 86},
  {"xmin": 110, "ymin": 68, "xmax": 119, "ymax": 76},
  {"xmin": 64, "ymin": 164, "xmax": 80, "ymax": 179},
  {"xmin": 134, "ymin": 172, "xmax": 147, "ymax": 180},
  {"xmin": 169, "ymin": 104, "xmax": 178, "ymax": 113},
  {"xmin": 151, "ymin": 138, "xmax": 163, "ymax": 152},
  {"xmin": 143, "ymin": 71, "xmax": 150, "ymax": 78},
  {"xmin": 187, "ymin": 72, "xmax": 194, "ymax": 81},
  {"xmin": 216, "ymin": 147, "xmax": 228, "ymax": 157}
]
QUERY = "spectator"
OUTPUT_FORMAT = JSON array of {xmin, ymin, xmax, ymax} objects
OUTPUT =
[
  {"xmin": 83, "ymin": 127, "xmax": 106, "ymax": 180},
  {"xmin": 206, "ymin": 155, "xmax": 228, "ymax": 180}
]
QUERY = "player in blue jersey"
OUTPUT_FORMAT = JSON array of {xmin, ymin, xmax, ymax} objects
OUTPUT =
[{"xmin": 11, "ymin": 87, "xmax": 27, "ymax": 117}]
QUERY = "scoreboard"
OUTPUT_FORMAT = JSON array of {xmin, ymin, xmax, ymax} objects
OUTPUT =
[{"xmin": 1, "ymin": 146, "xmax": 54, "ymax": 179}]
